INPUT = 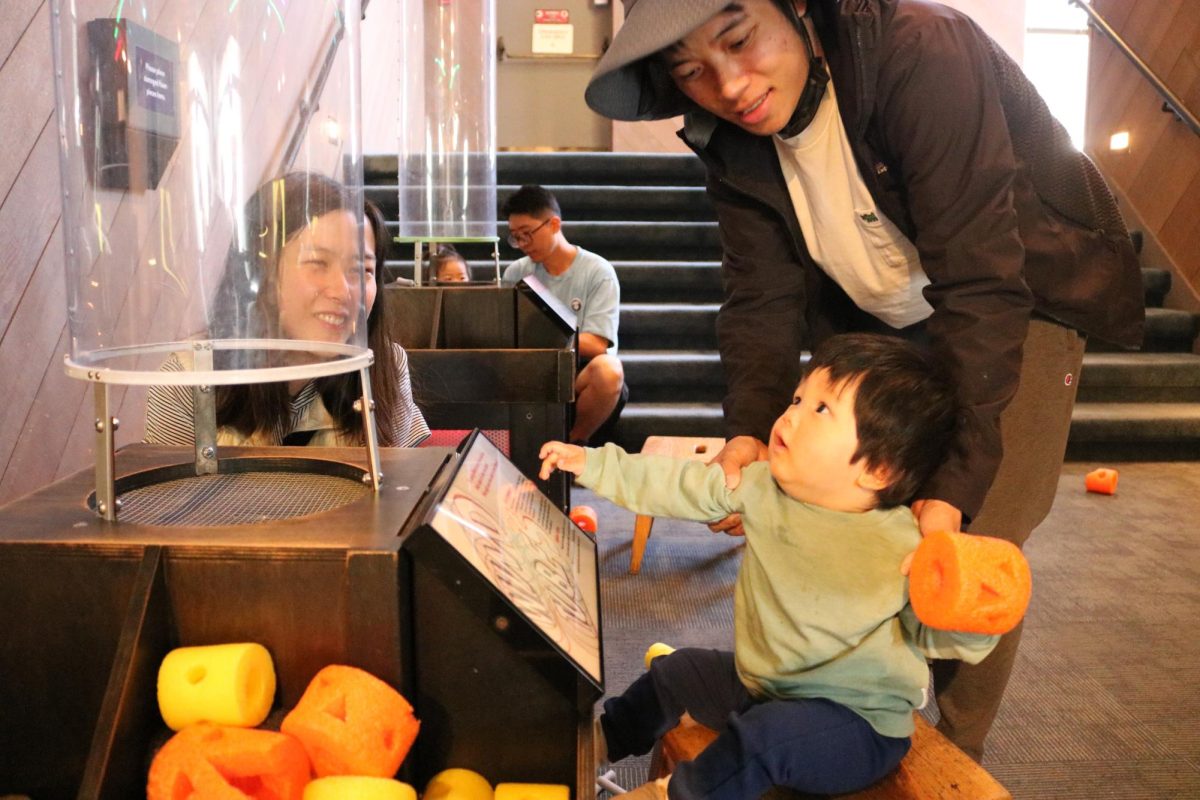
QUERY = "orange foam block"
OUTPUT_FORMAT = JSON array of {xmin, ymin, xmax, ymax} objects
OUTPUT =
[
  {"xmin": 909, "ymin": 531, "xmax": 1032, "ymax": 635},
  {"xmin": 569, "ymin": 505, "xmax": 598, "ymax": 534},
  {"xmin": 281, "ymin": 665, "xmax": 419, "ymax": 778},
  {"xmin": 147, "ymin": 723, "xmax": 310, "ymax": 800},
  {"xmin": 1085, "ymin": 467, "xmax": 1118, "ymax": 495}
]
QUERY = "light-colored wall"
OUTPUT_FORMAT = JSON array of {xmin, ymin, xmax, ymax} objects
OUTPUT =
[
  {"xmin": 363, "ymin": 0, "xmax": 613, "ymax": 153},
  {"xmin": 938, "ymin": 0, "xmax": 1024, "ymax": 64},
  {"xmin": 362, "ymin": 0, "xmax": 401, "ymax": 154}
]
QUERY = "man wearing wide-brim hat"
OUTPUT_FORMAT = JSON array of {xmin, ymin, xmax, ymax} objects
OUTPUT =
[{"xmin": 584, "ymin": 0, "xmax": 1143, "ymax": 794}]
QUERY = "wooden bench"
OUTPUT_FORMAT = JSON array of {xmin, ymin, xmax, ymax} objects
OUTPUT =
[
  {"xmin": 649, "ymin": 712, "xmax": 1011, "ymax": 799},
  {"xmin": 630, "ymin": 436, "xmax": 727, "ymax": 574}
]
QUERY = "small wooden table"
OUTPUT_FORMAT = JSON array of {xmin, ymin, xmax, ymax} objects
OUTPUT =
[{"xmin": 630, "ymin": 436, "xmax": 727, "ymax": 575}]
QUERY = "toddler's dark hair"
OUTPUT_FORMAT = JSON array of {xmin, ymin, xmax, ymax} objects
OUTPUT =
[{"xmin": 804, "ymin": 333, "xmax": 962, "ymax": 508}]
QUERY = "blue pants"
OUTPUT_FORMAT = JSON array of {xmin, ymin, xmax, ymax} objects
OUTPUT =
[{"xmin": 601, "ymin": 648, "xmax": 910, "ymax": 799}]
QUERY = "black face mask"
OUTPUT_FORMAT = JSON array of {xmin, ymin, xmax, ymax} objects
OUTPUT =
[{"xmin": 776, "ymin": 3, "xmax": 830, "ymax": 138}]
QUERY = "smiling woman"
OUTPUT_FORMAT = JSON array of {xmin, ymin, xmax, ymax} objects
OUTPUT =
[
  {"xmin": 275, "ymin": 206, "xmax": 375, "ymax": 344},
  {"xmin": 144, "ymin": 173, "xmax": 429, "ymax": 448}
]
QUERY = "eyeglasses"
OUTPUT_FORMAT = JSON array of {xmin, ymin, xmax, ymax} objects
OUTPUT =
[{"xmin": 506, "ymin": 218, "xmax": 551, "ymax": 248}]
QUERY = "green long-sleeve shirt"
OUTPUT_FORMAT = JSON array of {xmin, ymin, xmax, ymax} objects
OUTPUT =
[{"xmin": 580, "ymin": 444, "xmax": 999, "ymax": 738}]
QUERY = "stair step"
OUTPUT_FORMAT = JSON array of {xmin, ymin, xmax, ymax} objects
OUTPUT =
[
  {"xmin": 1143, "ymin": 267, "xmax": 1171, "ymax": 308},
  {"xmin": 384, "ymin": 220, "xmax": 722, "ymax": 262},
  {"xmin": 622, "ymin": 351, "xmax": 726, "ymax": 403},
  {"xmin": 500, "ymin": 185, "xmax": 715, "ymax": 221},
  {"xmin": 1070, "ymin": 402, "xmax": 1200, "ymax": 439},
  {"xmin": 369, "ymin": 184, "xmax": 716, "ymax": 223},
  {"xmin": 614, "ymin": 261, "xmax": 724, "ymax": 303},
  {"xmin": 385, "ymin": 258, "xmax": 725, "ymax": 302},
  {"xmin": 1087, "ymin": 308, "xmax": 1199, "ymax": 353},
  {"xmin": 620, "ymin": 304, "xmax": 720, "ymax": 350},
  {"xmin": 1142, "ymin": 308, "xmax": 1199, "ymax": 352},
  {"xmin": 612, "ymin": 403, "xmax": 726, "ymax": 452},
  {"xmin": 541, "ymin": 221, "xmax": 722, "ymax": 261},
  {"xmin": 1078, "ymin": 352, "xmax": 1200, "ymax": 402},
  {"xmin": 1066, "ymin": 402, "xmax": 1200, "ymax": 460},
  {"xmin": 366, "ymin": 152, "xmax": 708, "ymax": 187},
  {"xmin": 497, "ymin": 152, "xmax": 706, "ymax": 187}
]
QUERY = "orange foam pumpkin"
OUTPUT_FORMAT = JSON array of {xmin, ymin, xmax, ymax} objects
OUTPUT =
[
  {"xmin": 146, "ymin": 723, "xmax": 310, "ymax": 800},
  {"xmin": 569, "ymin": 505, "xmax": 598, "ymax": 534},
  {"xmin": 908, "ymin": 531, "xmax": 1032, "ymax": 635},
  {"xmin": 281, "ymin": 665, "xmax": 419, "ymax": 778},
  {"xmin": 1085, "ymin": 467, "xmax": 1118, "ymax": 495}
]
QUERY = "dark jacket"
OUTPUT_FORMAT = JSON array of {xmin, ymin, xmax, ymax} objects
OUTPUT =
[{"xmin": 678, "ymin": 0, "xmax": 1143, "ymax": 520}]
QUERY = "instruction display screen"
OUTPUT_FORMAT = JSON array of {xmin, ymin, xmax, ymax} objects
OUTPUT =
[{"xmin": 430, "ymin": 435, "xmax": 602, "ymax": 683}]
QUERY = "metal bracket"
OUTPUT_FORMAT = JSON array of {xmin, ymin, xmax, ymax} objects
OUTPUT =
[
  {"xmin": 356, "ymin": 364, "xmax": 383, "ymax": 490},
  {"xmin": 191, "ymin": 341, "xmax": 218, "ymax": 475},
  {"xmin": 93, "ymin": 384, "xmax": 118, "ymax": 521}
]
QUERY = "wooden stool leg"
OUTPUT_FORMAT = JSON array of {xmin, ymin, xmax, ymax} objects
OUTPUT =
[{"xmin": 631, "ymin": 514, "xmax": 654, "ymax": 574}]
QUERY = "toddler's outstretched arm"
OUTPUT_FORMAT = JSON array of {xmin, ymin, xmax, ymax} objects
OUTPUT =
[{"xmin": 539, "ymin": 441, "xmax": 586, "ymax": 479}]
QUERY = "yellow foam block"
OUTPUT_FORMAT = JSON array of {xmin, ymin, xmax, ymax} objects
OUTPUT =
[
  {"xmin": 495, "ymin": 783, "xmax": 569, "ymax": 800},
  {"xmin": 304, "ymin": 776, "xmax": 417, "ymax": 800},
  {"xmin": 424, "ymin": 768, "xmax": 493, "ymax": 800},
  {"xmin": 156, "ymin": 643, "xmax": 276, "ymax": 731}
]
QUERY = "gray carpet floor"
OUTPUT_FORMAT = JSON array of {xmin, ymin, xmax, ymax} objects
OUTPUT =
[{"xmin": 580, "ymin": 461, "xmax": 1200, "ymax": 799}]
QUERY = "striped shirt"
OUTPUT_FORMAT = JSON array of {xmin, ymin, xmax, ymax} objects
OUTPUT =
[{"xmin": 144, "ymin": 344, "xmax": 429, "ymax": 448}]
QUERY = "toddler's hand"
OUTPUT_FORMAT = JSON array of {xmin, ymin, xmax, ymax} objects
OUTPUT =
[{"xmin": 538, "ymin": 441, "xmax": 586, "ymax": 479}]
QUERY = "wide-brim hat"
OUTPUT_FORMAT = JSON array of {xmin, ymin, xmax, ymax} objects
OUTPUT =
[{"xmin": 585, "ymin": 0, "xmax": 731, "ymax": 121}]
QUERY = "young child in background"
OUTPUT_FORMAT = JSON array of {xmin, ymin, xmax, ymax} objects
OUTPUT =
[
  {"xmin": 431, "ymin": 244, "xmax": 471, "ymax": 283},
  {"xmin": 539, "ymin": 333, "xmax": 999, "ymax": 800}
]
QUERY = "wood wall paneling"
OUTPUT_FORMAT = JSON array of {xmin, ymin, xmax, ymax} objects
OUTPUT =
[
  {"xmin": 0, "ymin": 0, "xmax": 355, "ymax": 503},
  {"xmin": 0, "ymin": 123, "xmax": 63, "ymax": 488},
  {"xmin": 1087, "ymin": 0, "xmax": 1200, "ymax": 314},
  {"xmin": 0, "ymin": 119, "xmax": 59, "ymax": 337},
  {"xmin": 0, "ymin": 4, "xmax": 56, "ymax": 201},
  {"xmin": 1158, "ymin": 164, "xmax": 1200, "ymax": 299},
  {"xmin": 0, "ymin": 226, "xmax": 80, "ymax": 505},
  {"xmin": 0, "ymin": 0, "xmax": 44, "ymax": 71}
]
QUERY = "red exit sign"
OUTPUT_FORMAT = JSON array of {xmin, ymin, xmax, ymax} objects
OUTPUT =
[{"xmin": 535, "ymin": 9, "xmax": 570, "ymax": 24}]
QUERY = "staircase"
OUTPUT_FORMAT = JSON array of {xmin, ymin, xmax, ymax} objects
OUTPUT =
[{"xmin": 366, "ymin": 152, "xmax": 1200, "ymax": 461}]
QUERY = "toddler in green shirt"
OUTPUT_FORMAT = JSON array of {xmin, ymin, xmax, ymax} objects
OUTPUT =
[{"xmin": 540, "ymin": 333, "xmax": 999, "ymax": 800}]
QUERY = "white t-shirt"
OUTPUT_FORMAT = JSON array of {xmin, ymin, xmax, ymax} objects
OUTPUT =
[{"xmin": 773, "ymin": 82, "xmax": 933, "ymax": 329}]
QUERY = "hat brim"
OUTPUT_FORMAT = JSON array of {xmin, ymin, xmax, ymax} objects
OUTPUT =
[{"xmin": 585, "ymin": 0, "xmax": 730, "ymax": 121}]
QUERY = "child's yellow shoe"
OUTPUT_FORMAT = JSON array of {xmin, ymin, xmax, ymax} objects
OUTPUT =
[{"xmin": 644, "ymin": 642, "xmax": 676, "ymax": 670}]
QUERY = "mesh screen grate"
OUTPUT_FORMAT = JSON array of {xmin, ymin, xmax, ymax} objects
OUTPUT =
[{"xmin": 116, "ymin": 471, "xmax": 369, "ymax": 526}]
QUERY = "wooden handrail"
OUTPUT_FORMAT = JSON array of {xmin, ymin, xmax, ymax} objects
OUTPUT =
[{"xmin": 1069, "ymin": 0, "xmax": 1200, "ymax": 137}]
